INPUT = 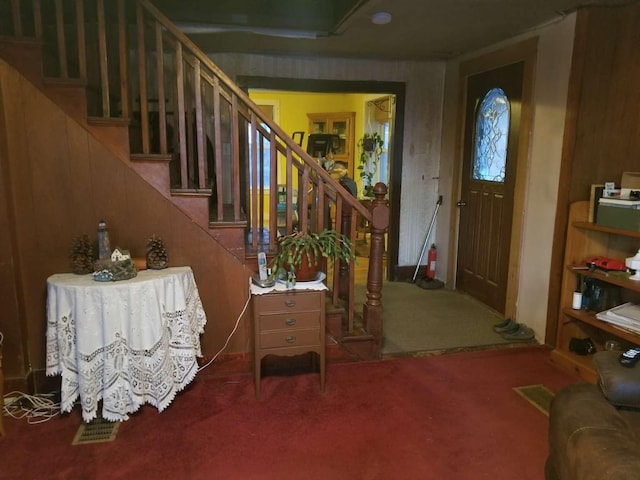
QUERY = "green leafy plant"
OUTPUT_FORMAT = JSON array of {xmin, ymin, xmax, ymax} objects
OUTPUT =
[
  {"xmin": 269, "ymin": 229, "xmax": 354, "ymax": 284},
  {"xmin": 357, "ymin": 131, "xmax": 384, "ymax": 197}
]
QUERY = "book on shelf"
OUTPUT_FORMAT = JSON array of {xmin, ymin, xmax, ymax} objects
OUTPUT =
[
  {"xmin": 598, "ymin": 196, "xmax": 640, "ymax": 208},
  {"xmin": 596, "ymin": 302, "xmax": 640, "ymax": 334}
]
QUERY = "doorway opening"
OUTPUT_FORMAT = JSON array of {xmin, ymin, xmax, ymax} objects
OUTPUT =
[{"xmin": 239, "ymin": 76, "xmax": 405, "ymax": 281}]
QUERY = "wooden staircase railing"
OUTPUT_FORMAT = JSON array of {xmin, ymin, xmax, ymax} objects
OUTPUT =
[{"xmin": 0, "ymin": 0, "xmax": 389, "ymax": 356}]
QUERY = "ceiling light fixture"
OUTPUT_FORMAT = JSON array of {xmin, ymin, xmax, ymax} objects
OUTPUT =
[{"xmin": 371, "ymin": 12, "xmax": 392, "ymax": 25}]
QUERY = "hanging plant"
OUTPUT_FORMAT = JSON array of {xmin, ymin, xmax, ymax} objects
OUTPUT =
[{"xmin": 357, "ymin": 131, "xmax": 384, "ymax": 197}]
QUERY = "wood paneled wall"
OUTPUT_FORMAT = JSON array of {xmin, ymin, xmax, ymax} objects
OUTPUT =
[
  {"xmin": 0, "ymin": 71, "xmax": 28, "ymax": 383},
  {"xmin": 547, "ymin": 3, "xmax": 640, "ymax": 343},
  {"xmin": 0, "ymin": 61, "xmax": 253, "ymax": 388},
  {"xmin": 568, "ymin": 5, "xmax": 640, "ymax": 202}
]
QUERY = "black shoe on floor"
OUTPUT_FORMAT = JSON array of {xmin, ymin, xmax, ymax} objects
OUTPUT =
[
  {"xmin": 493, "ymin": 318, "xmax": 518, "ymax": 333},
  {"xmin": 492, "ymin": 318, "xmax": 511, "ymax": 331},
  {"xmin": 501, "ymin": 324, "xmax": 535, "ymax": 341}
]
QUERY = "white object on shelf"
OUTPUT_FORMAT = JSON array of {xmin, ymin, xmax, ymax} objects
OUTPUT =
[
  {"xmin": 626, "ymin": 249, "xmax": 640, "ymax": 280},
  {"xmin": 249, "ymin": 272, "xmax": 328, "ymax": 295},
  {"xmin": 572, "ymin": 291, "xmax": 583, "ymax": 309}
]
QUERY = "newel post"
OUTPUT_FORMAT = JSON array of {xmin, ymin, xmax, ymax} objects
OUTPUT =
[{"xmin": 365, "ymin": 182, "xmax": 389, "ymax": 358}]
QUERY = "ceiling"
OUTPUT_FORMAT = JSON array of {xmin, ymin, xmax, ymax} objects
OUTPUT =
[{"xmin": 153, "ymin": 0, "xmax": 638, "ymax": 61}]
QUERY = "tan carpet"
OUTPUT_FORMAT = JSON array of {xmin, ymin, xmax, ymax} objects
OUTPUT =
[{"xmin": 356, "ymin": 280, "xmax": 528, "ymax": 354}]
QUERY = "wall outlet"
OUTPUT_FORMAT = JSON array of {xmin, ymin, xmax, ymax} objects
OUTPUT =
[{"xmin": 3, "ymin": 395, "xmax": 21, "ymax": 407}]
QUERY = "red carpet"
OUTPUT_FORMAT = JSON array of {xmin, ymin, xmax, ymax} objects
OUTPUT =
[{"xmin": 1, "ymin": 346, "xmax": 580, "ymax": 479}]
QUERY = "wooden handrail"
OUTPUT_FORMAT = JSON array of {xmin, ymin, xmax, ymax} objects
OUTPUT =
[{"xmin": 137, "ymin": 0, "xmax": 371, "ymax": 221}]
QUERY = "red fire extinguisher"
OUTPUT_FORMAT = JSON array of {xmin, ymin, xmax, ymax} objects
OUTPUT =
[{"xmin": 426, "ymin": 244, "xmax": 437, "ymax": 279}]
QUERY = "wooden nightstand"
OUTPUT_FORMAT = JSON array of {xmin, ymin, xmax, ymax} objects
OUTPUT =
[{"xmin": 252, "ymin": 289, "xmax": 326, "ymax": 399}]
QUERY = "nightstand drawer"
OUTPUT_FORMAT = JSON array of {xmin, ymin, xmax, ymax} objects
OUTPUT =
[
  {"xmin": 259, "ymin": 311, "xmax": 320, "ymax": 331},
  {"xmin": 252, "ymin": 288, "xmax": 325, "ymax": 399},
  {"xmin": 260, "ymin": 328, "xmax": 320, "ymax": 349},
  {"xmin": 257, "ymin": 291, "xmax": 320, "ymax": 313}
]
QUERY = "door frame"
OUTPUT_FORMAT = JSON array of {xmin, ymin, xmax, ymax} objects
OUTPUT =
[
  {"xmin": 448, "ymin": 39, "xmax": 537, "ymax": 320},
  {"xmin": 236, "ymin": 76, "xmax": 405, "ymax": 281}
]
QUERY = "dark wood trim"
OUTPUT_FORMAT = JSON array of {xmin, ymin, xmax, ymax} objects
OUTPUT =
[
  {"xmin": 458, "ymin": 38, "xmax": 537, "ymax": 77},
  {"xmin": 236, "ymin": 76, "xmax": 405, "ymax": 282}
]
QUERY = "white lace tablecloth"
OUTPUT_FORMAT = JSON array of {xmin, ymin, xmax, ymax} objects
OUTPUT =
[{"xmin": 46, "ymin": 266, "xmax": 207, "ymax": 422}]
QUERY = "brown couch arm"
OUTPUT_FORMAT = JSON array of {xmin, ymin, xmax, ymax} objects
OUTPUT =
[{"xmin": 546, "ymin": 382, "xmax": 640, "ymax": 480}]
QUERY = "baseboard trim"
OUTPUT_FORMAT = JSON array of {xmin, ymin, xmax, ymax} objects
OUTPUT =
[{"xmin": 4, "ymin": 368, "xmax": 63, "ymax": 395}]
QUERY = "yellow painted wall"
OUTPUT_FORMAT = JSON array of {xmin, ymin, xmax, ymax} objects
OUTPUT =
[
  {"xmin": 249, "ymin": 90, "xmax": 362, "ymax": 141},
  {"xmin": 248, "ymin": 90, "xmax": 389, "ymax": 195}
]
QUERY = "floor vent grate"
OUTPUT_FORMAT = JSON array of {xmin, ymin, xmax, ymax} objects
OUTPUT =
[
  {"xmin": 513, "ymin": 384, "xmax": 554, "ymax": 417},
  {"xmin": 72, "ymin": 415, "xmax": 119, "ymax": 445}
]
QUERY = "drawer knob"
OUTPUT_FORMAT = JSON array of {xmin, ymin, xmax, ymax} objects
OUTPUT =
[
  {"xmin": 286, "ymin": 335, "xmax": 296, "ymax": 344},
  {"xmin": 285, "ymin": 318, "xmax": 296, "ymax": 326},
  {"xmin": 285, "ymin": 300, "xmax": 296, "ymax": 307}
]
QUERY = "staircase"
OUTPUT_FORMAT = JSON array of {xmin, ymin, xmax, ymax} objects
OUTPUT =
[{"xmin": 0, "ymin": 0, "xmax": 389, "ymax": 359}]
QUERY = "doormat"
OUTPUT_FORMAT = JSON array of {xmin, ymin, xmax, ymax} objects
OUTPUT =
[
  {"xmin": 72, "ymin": 415, "xmax": 119, "ymax": 445},
  {"xmin": 513, "ymin": 384, "xmax": 555, "ymax": 417}
]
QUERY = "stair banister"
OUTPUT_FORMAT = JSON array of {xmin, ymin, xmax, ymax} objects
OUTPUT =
[
  {"xmin": 76, "ymin": 0, "xmax": 87, "ymax": 81},
  {"xmin": 118, "ymin": 0, "xmax": 129, "ymax": 119},
  {"xmin": 364, "ymin": 182, "xmax": 389, "ymax": 353},
  {"xmin": 138, "ymin": 0, "xmax": 372, "ymax": 219}
]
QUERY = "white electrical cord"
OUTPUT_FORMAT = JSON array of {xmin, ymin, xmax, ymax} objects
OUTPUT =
[
  {"xmin": 197, "ymin": 294, "xmax": 251, "ymax": 372},
  {"xmin": 2, "ymin": 331, "xmax": 60, "ymax": 424},
  {"xmin": 0, "ymin": 293, "xmax": 249, "ymax": 424},
  {"xmin": 3, "ymin": 390, "xmax": 61, "ymax": 424}
]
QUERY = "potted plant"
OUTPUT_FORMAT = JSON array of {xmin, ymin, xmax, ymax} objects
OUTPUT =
[
  {"xmin": 269, "ymin": 229, "xmax": 354, "ymax": 284},
  {"xmin": 357, "ymin": 131, "xmax": 384, "ymax": 197}
]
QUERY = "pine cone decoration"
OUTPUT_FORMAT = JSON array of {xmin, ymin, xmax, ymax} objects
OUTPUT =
[
  {"xmin": 69, "ymin": 234, "xmax": 96, "ymax": 274},
  {"xmin": 146, "ymin": 235, "xmax": 169, "ymax": 269}
]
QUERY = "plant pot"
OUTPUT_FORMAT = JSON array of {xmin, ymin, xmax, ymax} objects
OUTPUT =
[
  {"xmin": 362, "ymin": 138, "xmax": 375, "ymax": 152},
  {"xmin": 294, "ymin": 251, "xmax": 319, "ymax": 282}
]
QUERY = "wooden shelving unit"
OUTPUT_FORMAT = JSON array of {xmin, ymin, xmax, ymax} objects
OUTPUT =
[
  {"xmin": 307, "ymin": 112, "xmax": 355, "ymax": 175},
  {"xmin": 551, "ymin": 200, "xmax": 640, "ymax": 382}
]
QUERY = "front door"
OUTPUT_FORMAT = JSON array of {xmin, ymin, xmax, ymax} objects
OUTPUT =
[{"xmin": 456, "ymin": 62, "xmax": 524, "ymax": 313}]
